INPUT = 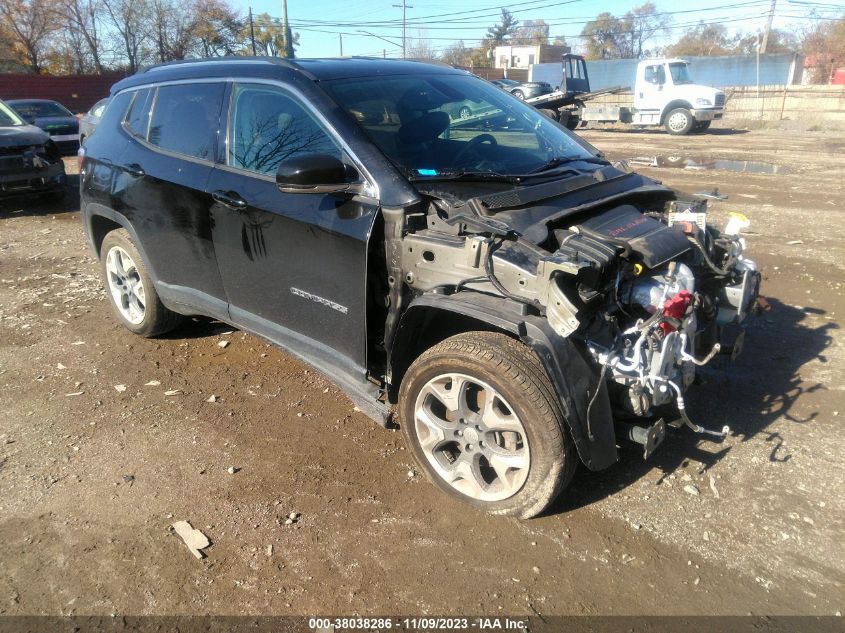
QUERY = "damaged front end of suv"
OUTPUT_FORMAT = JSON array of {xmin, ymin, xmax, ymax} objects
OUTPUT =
[
  {"xmin": 323, "ymin": 69, "xmax": 762, "ymax": 514},
  {"xmin": 393, "ymin": 168, "xmax": 759, "ymax": 468}
]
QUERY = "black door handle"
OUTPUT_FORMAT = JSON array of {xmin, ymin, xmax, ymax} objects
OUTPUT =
[
  {"xmin": 120, "ymin": 163, "xmax": 145, "ymax": 177},
  {"xmin": 212, "ymin": 190, "xmax": 248, "ymax": 209}
]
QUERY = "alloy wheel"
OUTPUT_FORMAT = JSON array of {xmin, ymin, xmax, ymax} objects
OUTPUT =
[
  {"xmin": 413, "ymin": 372, "xmax": 530, "ymax": 501},
  {"xmin": 105, "ymin": 246, "xmax": 146, "ymax": 325}
]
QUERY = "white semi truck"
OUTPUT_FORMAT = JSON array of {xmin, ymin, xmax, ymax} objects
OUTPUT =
[{"xmin": 526, "ymin": 55, "xmax": 726, "ymax": 135}]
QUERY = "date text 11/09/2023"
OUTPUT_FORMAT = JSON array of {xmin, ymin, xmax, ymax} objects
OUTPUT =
[{"xmin": 307, "ymin": 617, "xmax": 528, "ymax": 630}]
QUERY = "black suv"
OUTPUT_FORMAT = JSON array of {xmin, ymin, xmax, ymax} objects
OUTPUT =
[{"xmin": 80, "ymin": 58, "xmax": 759, "ymax": 518}]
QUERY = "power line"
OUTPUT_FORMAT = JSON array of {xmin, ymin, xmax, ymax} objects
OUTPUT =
[{"xmin": 256, "ymin": 9, "xmax": 776, "ymax": 42}]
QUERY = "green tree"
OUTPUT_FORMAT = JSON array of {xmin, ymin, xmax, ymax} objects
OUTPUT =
[
  {"xmin": 245, "ymin": 13, "xmax": 298, "ymax": 57},
  {"xmin": 581, "ymin": 12, "xmax": 625, "ymax": 59},
  {"xmin": 513, "ymin": 19, "xmax": 549, "ymax": 46},
  {"xmin": 736, "ymin": 29, "xmax": 798, "ymax": 55},
  {"xmin": 486, "ymin": 8, "xmax": 519, "ymax": 46},
  {"xmin": 665, "ymin": 23, "xmax": 739, "ymax": 57},
  {"xmin": 191, "ymin": 0, "xmax": 243, "ymax": 57}
]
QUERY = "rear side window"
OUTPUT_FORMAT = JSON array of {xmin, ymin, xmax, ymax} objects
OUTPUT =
[
  {"xmin": 125, "ymin": 88, "xmax": 154, "ymax": 138},
  {"xmin": 148, "ymin": 83, "xmax": 224, "ymax": 161},
  {"xmin": 228, "ymin": 83, "xmax": 341, "ymax": 176}
]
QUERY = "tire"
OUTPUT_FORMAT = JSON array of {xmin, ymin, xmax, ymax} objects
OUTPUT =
[
  {"xmin": 539, "ymin": 108, "xmax": 558, "ymax": 121},
  {"xmin": 693, "ymin": 120, "xmax": 711, "ymax": 133},
  {"xmin": 664, "ymin": 108, "xmax": 694, "ymax": 135},
  {"xmin": 99, "ymin": 228, "xmax": 182, "ymax": 337},
  {"xmin": 512, "ymin": 89, "xmax": 525, "ymax": 100},
  {"xmin": 398, "ymin": 332, "xmax": 577, "ymax": 519},
  {"xmin": 458, "ymin": 106, "xmax": 472, "ymax": 120}
]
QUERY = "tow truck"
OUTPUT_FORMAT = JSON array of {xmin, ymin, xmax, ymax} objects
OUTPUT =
[{"xmin": 524, "ymin": 54, "xmax": 726, "ymax": 135}]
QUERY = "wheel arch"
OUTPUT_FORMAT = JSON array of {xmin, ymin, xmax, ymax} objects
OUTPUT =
[
  {"xmin": 83, "ymin": 203, "xmax": 160, "ymax": 284},
  {"xmin": 660, "ymin": 100, "xmax": 694, "ymax": 124},
  {"xmin": 388, "ymin": 292, "xmax": 618, "ymax": 471}
]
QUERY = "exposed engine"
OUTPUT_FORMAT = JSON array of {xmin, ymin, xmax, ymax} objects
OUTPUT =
[
  {"xmin": 400, "ymin": 182, "xmax": 761, "ymax": 449},
  {"xmin": 553, "ymin": 200, "xmax": 759, "ymax": 433}
]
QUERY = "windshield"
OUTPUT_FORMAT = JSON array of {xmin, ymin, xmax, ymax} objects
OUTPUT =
[
  {"xmin": 669, "ymin": 63, "xmax": 694, "ymax": 85},
  {"xmin": 496, "ymin": 79, "xmax": 519, "ymax": 87},
  {"xmin": 323, "ymin": 73, "xmax": 596, "ymax": 179},
  {"xmin": 0, "ymin": 101, "xmax": 24, "ymax": 126},
  {"xmin": 10, "ymin": 100, "xmax": 73, "ymax": 119}
]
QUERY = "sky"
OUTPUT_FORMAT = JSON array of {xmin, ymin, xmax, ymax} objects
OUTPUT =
[{"xmin": 240, "ymin": 0, "xmax": 839, "ymax": 59}]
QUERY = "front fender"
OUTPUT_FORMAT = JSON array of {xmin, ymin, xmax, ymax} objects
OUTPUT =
[{"xmin": 391, "ymin": 291, "xmax": 618, "ymax": 471}]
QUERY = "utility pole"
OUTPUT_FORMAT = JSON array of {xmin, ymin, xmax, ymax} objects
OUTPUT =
[
  {"xmin": 339, "ymin": 33, "xmax": 343, "ymax": 56},
  {"xmin": 760, "ymin": 0, "xmax": 776, "ymax": 54},
  {"xmin": 249, "ymin": 7, "xmax": 257, "ymax": 56},
  {"xmin": 281, "ymin": 0, "xmax": 295, "ymax": 58},
  {"xmin": 383, "ymin": 49, "xmax": 386, "ymax": 59},
  {"xmin": 391, "ymin": 0, "xmax": 412, "ymax": 58}
]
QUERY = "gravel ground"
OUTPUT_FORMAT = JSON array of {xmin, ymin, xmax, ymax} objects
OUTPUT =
[{"xmin": 0, "ymin": 127, "xmax": 842, "ymax": 617}]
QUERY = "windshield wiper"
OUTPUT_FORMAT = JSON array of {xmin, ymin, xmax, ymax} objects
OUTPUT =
[
  {"xmin": 526, "ymin": 155, "xmax": 609, "ymax": 174},
  {"xmin": 410, "ymin": 170, "xmax": 520, "ymax": 183}
]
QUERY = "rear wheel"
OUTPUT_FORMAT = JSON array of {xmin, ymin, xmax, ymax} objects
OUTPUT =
[
  {"xmin": 512, "ymin": 89, "xmax": 525, "ymax": 100},
  {"xmin": 398, "ymin": 332, "xmax": 577, "ymax": 519},
  {"xmin": 539, "ymin": 108, "xmax": 558, "ymax": 121},
  {"xmin": 458, "ymin": 106, "xmax": 472, "ymax": 120},
  {"xmin": 664, "ymin": 108, "xmax": 695, "ymax": 135},
  {"xmin": 100, "ymin": 229, "xmax": 182, "ymax": 337},
  {"xmin": 693, "ymin": 120, "xmax": 712, "ymax": 133}
]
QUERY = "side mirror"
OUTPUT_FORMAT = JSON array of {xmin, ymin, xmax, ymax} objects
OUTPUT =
[{"xmin": 276, "ymin": 153, "xmax": 365, "ymax": 195}]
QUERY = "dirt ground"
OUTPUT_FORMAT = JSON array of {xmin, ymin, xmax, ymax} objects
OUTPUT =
[{"xmin": 0, "ymin": 126, "xmax": 843, "ymax": 618}]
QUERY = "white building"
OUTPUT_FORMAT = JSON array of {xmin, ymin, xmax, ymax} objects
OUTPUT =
[{"xmin": 494, "ymin": 44, "xmax": 569, "ymax": 70}]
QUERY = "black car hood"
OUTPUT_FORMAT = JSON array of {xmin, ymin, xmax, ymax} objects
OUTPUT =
[
  {"xmin": 0, "ymin": 124, "xmax": 50, "ymax": 148},
  {"xmin": 31, "ymin": 116, "xmax": 79, "ymax": 132}
]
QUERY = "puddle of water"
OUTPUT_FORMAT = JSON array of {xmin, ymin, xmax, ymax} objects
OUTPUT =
[{"xmin": 630, "ymin": 155, "xmax": 790, "ymax": 175}]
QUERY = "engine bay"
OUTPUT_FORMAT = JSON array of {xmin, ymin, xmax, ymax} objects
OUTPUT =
[{"xmin": 400, "ymin": 176, "xmax": 761, "ymax": 449}]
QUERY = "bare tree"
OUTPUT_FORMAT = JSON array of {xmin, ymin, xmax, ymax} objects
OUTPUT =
[
  {"xmin": 0, "ymin": 0, "xmax": 59, "ymax": 73},
  {"xmin": 150, "ymin": 0, "xmax": 193, "ymax": 62},
  {"xmin": 59, "ymin": 0, "xmax": 105, "ymax": 72},
  {"xmin": 441, "ymin": 40, "xmax": 470, "ymax": 67},
  {"xmin": 102, "ymin": 0, "xmax": 151, "ymax": 72},
  {"xmin": 618, "ymin": 2, "xmax": 671, "ymax": 58},
  {"xmin": 407, "ymin": 29, "xmax": 436, "ymax": 60}
]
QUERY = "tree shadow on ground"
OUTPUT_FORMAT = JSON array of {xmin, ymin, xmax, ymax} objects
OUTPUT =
[{"xmin": 549, "ymin": 297, "xmax": 836, "ymax": 515}]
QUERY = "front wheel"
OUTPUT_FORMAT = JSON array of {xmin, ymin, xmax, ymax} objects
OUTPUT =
[
  {"xmin": 458, "ymin": 106, "xmax": 472, "ymax": 120},
  {"xmin": 398, "ymin": 332, "xmax": 577, "ymax": 519},
  {"xmin": 512, "ymin": 89, "xmax": 525, "ymax": 100},
  {"xmin": 665, "ymin": 108, "xmax": 695, "ymax": 135},
  {"xmin": 693, "ymin": 120, "xmax": 712, "ymax": 133}
]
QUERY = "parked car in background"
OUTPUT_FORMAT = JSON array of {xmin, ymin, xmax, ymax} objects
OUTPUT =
[
  {"xmin": 490, "ymin": 78, "xmax": 553, "ymax": 100},
  {"xmin": 79, "ymin": 98, "xmax": 109, "ymax": 144},
  {"xmin": 0, "ymin": 99, "xmax": 66, "ymax": 200},
  {"xmin": 443, "ymin": 98, "xmax": 498, "ymax": 120},
  {"xmin": 6, "ymin": 99, "xmax": 80, "ymax": 154}
]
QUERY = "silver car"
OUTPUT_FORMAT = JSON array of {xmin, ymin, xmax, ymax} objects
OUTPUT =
[{"xmin": 79, "ymin": 98, "xmax": 109, "ymax": 144}]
